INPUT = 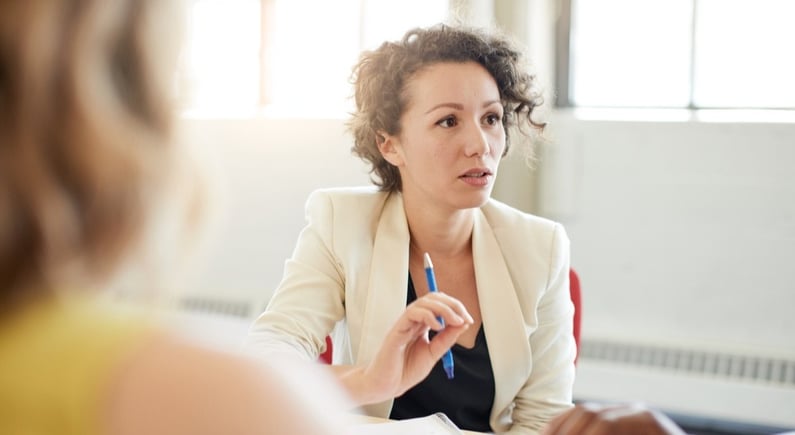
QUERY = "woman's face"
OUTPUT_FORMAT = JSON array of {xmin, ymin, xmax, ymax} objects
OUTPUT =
[{"xmin": 379, "ymin": 61, "xmax": 506, "ymax": 212}]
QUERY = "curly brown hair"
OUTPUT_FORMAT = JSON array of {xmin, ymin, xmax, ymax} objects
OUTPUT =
[{"xmin": 348, "ymin": 23, "xmax": 545, "ymax": 192}]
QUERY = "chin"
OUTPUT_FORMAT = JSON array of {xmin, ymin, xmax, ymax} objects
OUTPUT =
[{"xmin": 456, "ymin": 191, "xmax": 492, "ymax": 210}]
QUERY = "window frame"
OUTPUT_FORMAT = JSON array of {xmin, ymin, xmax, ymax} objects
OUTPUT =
[{"xmin": 555, "ymin": 0, "xmax": 795, "ymax": 111}]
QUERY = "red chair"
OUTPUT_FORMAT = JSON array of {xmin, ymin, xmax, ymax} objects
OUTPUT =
[
  {"xmin": 319, "ymin": 268, "xmax": 582, "ymax": 364},
  {"xmin": 319, "ymin": 335, "xmax": 333, "ymax": 364},
  {"xmin": 569, "ymin": 268, "xmax": 582, "ymax": 364}
]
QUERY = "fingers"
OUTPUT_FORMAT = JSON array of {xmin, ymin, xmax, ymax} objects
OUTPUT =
[
  {"xmin": 543, "ymin": 403, "xmax": 602, "ymax": 435},
  {"xmin": 379, "ymin": 292, "xmax": 473, "ymax": 368},
  {"xmin": 406, "ymin": 292, "xmax": 474, "ymax": 330},
  {"xmin": 427, "ymin": 323, "xmax": 469, "ymax": 360},
  {"xmin": 543, "ymin": 403, "xmax": 684, "ymax": 435},
  {"xmin": 409, "ymin": 292, "xmax": 473, "ymax": 365}
]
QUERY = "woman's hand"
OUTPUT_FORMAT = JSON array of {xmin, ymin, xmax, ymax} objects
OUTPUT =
[
  {"xmin": 341, "ymin": 291, "xmax": 473, "ymax": 404},
  {"xmin": 542, "ymin": 403, "xmax": 686, "ymax": 435}
]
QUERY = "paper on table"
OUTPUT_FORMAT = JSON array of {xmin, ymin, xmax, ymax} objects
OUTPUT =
[{"xmin": 348, "ymin": 412, "xmax": 462, "ymax": 435}]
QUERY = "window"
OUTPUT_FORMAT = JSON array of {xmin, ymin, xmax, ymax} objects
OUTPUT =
[
  {"xmin": 180, "ymin": 0, "xmax": 262, "ymax": 112},
  {"xmin": 559, "ymin": 0, "xmax": 795, "ymax": 110},
  {"xmin": 180, "ymin": 0, "xmax": 448, "ymax": 117}
]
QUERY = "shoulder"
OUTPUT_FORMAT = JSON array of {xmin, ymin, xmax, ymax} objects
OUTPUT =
[
  {"xmin": 304, "ymin": 186, "xmax": 397, "ymax": 232},
  {"xmin": 104, "ymin": 332, "xmax": 350, "ymax": 435},
  {"xmin": 481, "ymin": 198, "xmax": 567, "ymax": 243},
  {"xmin": 479, "ymin": 198, "xmax": 570, "ymax": 284},
  {"xmin": 305, "ymin": 186, "xmax": 387, "ymax": 213}
]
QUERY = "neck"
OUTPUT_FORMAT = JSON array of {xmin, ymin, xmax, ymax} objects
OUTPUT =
[{"xmin": 404, "ymin": 203, "xmax": 475, "ymax": 260}]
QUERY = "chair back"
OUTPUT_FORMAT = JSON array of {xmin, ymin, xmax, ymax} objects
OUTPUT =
[
  {"xmin": 569, "ymin": 268, "xmax": 582, "ymax": 364},
  {"xmin": 319, "ymin": 335, "xmax": 333, "ymax": 364}
]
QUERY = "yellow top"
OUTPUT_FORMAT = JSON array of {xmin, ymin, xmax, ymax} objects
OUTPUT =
[{"xmin": 0, "ymin": 296, "xmax": 152, "ymax": 435}]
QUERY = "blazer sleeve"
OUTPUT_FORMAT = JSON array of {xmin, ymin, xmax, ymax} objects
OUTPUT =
[
  {"xmin": 246, "ymin": 191, "xmax": 346, "ymax": 360},
  {"xmin": 505, "ymin": 223, "xmax": 576, "ymax": 434}
]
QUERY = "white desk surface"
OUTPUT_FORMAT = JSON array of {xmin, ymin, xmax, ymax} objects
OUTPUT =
[{"xmin": 347, "ymin": 413, "xmax": 487, "ymax": 435}]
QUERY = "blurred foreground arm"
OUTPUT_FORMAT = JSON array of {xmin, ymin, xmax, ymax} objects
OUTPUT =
[
  {"xmin": 542, "ymin": 402, "xmax": 686, "ymax": 435},
  {"xmin": 106, "ymin": 333, "xmax": 352, "ymax": 435}
]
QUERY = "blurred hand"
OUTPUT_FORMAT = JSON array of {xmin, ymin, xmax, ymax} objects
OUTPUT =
[
  {"xmin": 359, "ymin": 291, "xmax": 473, "ymax": 403},
  {"xmin": 542, "ymin": 402, "xmax": 686, "ymax": 435}
]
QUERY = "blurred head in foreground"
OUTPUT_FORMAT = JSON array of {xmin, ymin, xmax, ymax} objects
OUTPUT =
[
  {"xmin": 0, "ymin": 2, "xmax": 351, "ymax": 434},
  {"xmin": 0, "ymin": 0, "xmax": 185, "ymax": 310}
]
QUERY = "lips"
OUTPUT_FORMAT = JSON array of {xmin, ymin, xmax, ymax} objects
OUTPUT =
[{"xmin": 459, "ymin": 168, "xmax": 492, "ymax": 178}]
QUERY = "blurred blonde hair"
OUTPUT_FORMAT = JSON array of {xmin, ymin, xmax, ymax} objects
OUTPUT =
[{"xmin": 0, "ymin": 0, "xmax": 186, "ymax": 310}]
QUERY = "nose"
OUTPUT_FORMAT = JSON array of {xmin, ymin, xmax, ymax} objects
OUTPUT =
[{"xmin": 464, "ymin": 123, "xmax": 490, "ymax": 157}]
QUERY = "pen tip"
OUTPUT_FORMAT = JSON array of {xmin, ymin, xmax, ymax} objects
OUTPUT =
[
  {"xmin": 444, "ymin": 365, "xmax": 454, "ymax": 380},
  {"xmin": 423, "ymin": 252, "xmax": 433, "ymax": 269}
]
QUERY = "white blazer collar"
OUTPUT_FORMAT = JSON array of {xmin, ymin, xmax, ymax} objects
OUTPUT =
[
  {"xmin": 357, "ymin": 192, "xmax": 410, "ymax": 417},
  {"xmin": 473, "ymin": 208, "xmax": 531, "ymax": 422},
  {"xmin": 358, "ymin": 192, "xmax": 410, "ymax": 362}
]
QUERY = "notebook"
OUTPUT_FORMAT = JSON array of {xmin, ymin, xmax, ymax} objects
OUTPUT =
[{"xmin": 348, "ymin": 412, "xmax": 462, "ymax": 435}]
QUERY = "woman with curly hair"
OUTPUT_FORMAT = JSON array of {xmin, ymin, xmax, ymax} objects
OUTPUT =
[{"xmin": 249, "ymin": 24, "xmax": 576, "ymax": 434}]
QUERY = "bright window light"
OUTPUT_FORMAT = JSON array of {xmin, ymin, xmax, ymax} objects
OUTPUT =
[
  {"xmin": 567, "ymin": 0, "xmax": 795, "ymax": 110},
  {"xmin": 182, "ymin": 0, "xmax": 261, "ymax": 113},
  {"xmin": 570, "ymin": 0, "xmax": 693, "ymax": 108},
  {"xmin": 181, "ymin": 0, "xmax": 448, "ymax": 117},
  {"xmin": 360, "ymin": 0, "xmax": 450, "ymax": 50},
  {"xmin": 694, "ymin": 0, "xmax": 795, "ymax": 109},
  {"xmin": 262, "ymin": 0, "xmax": 360, "ymax": 116}
]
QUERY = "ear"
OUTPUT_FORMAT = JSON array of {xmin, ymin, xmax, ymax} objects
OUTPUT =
[{"xmin": 377, "ymin": 131, "xmax": 405, "ymax": 167}]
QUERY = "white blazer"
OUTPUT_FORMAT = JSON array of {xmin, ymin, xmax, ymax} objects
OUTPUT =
[{"xmin": 248, "ymin": 186, "xmax": 575, "ymax": 434}]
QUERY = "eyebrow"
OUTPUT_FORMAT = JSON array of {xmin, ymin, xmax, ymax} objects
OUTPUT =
[{"xmin": 424, "ymin": 100, "xmax": 502, "ymax": 114}]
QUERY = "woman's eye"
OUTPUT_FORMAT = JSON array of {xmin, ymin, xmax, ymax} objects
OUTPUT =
[
  {"xmin": 484, "ymin": 113, "xmax": 502, "ymax": 125},
  {"xmin": 437, "ymin": 116, "xmax": 457, "ymax": 128}
]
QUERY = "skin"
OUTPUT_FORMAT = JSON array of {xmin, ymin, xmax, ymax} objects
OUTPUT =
[
  {"xmin": 336, "ymin": 61, "xmax": 506, "ymax": 404},
  {"xmin": 542, "ymin": 403, "xmax": 687, "ymax": 435},
  {"xmin": 105, "ymin": 334, "xmax": 351, "ymax": 435},
  {"xmin": 381, "ymin": 61, "xmax": 506, "ymax": 215}
]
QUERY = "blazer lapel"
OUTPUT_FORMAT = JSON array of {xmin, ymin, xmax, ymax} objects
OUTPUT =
[
  {"xmin": 357, "ymin": 192, "xmax": 410, "ymax": 363},
  {"xmin": 473, "ymin": 209, "xmax": 531, "ymax": 422},
  {"xmin": 356, "ymin": 192, "xmax": 410, "ymax": 418}
]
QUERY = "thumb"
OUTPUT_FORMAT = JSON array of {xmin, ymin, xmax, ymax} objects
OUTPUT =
[{"xmin": 427, "ymin": 323, "xmax": 469, "ymax": 360}]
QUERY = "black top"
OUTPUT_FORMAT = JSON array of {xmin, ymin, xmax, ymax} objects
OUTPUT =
[{"xmin": 389, "ymin": 275, "xmax": 495, "ymax": 433}]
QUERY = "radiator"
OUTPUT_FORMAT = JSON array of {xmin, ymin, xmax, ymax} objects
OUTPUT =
[{"xmin": 575, "ymin": 338, "xmax": 795, "ymax": 429}]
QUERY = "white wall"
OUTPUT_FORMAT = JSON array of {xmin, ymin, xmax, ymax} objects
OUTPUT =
[
  {"xmin": 177, "ymin": 117, "xmax": 371, "ymax": 311},
  {"xmin": 538, "ymin": 111, "xmax": 795, "ymax": 427},
  {"xmin": 540, "ymin": 112, "xmax": 795, "ymax": 356}
]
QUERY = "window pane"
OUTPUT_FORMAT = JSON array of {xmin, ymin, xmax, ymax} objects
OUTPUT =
[
  {"xmin": 360, "ymin": 0, "xmax": 449, "ymax": 50},
  {"xmin": 182, "ymin": 0, "xmax": 261, "ymax": 112},
  {"xmin": 694, "ymin": 0, "xmax": 795, "ymax": 109},
  {"xmin": 570, "ymin": 0, "xmax": 693, "ymax": 108},
  {"xmin": 181, "ymin": 0, "xmax": 449, "ymax": 117},
  {"xmin": 263, "ymin": 0, "xmax": 361, "ymax": 116},
  {"xmin": 263, "ymin": 0, "xmax": 448, "ymax": 116}
]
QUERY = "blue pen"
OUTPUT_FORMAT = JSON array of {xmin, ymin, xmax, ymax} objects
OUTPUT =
[{"xmin": 423, "ymin": 252, "xmax": 455, "ymax": 379}]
